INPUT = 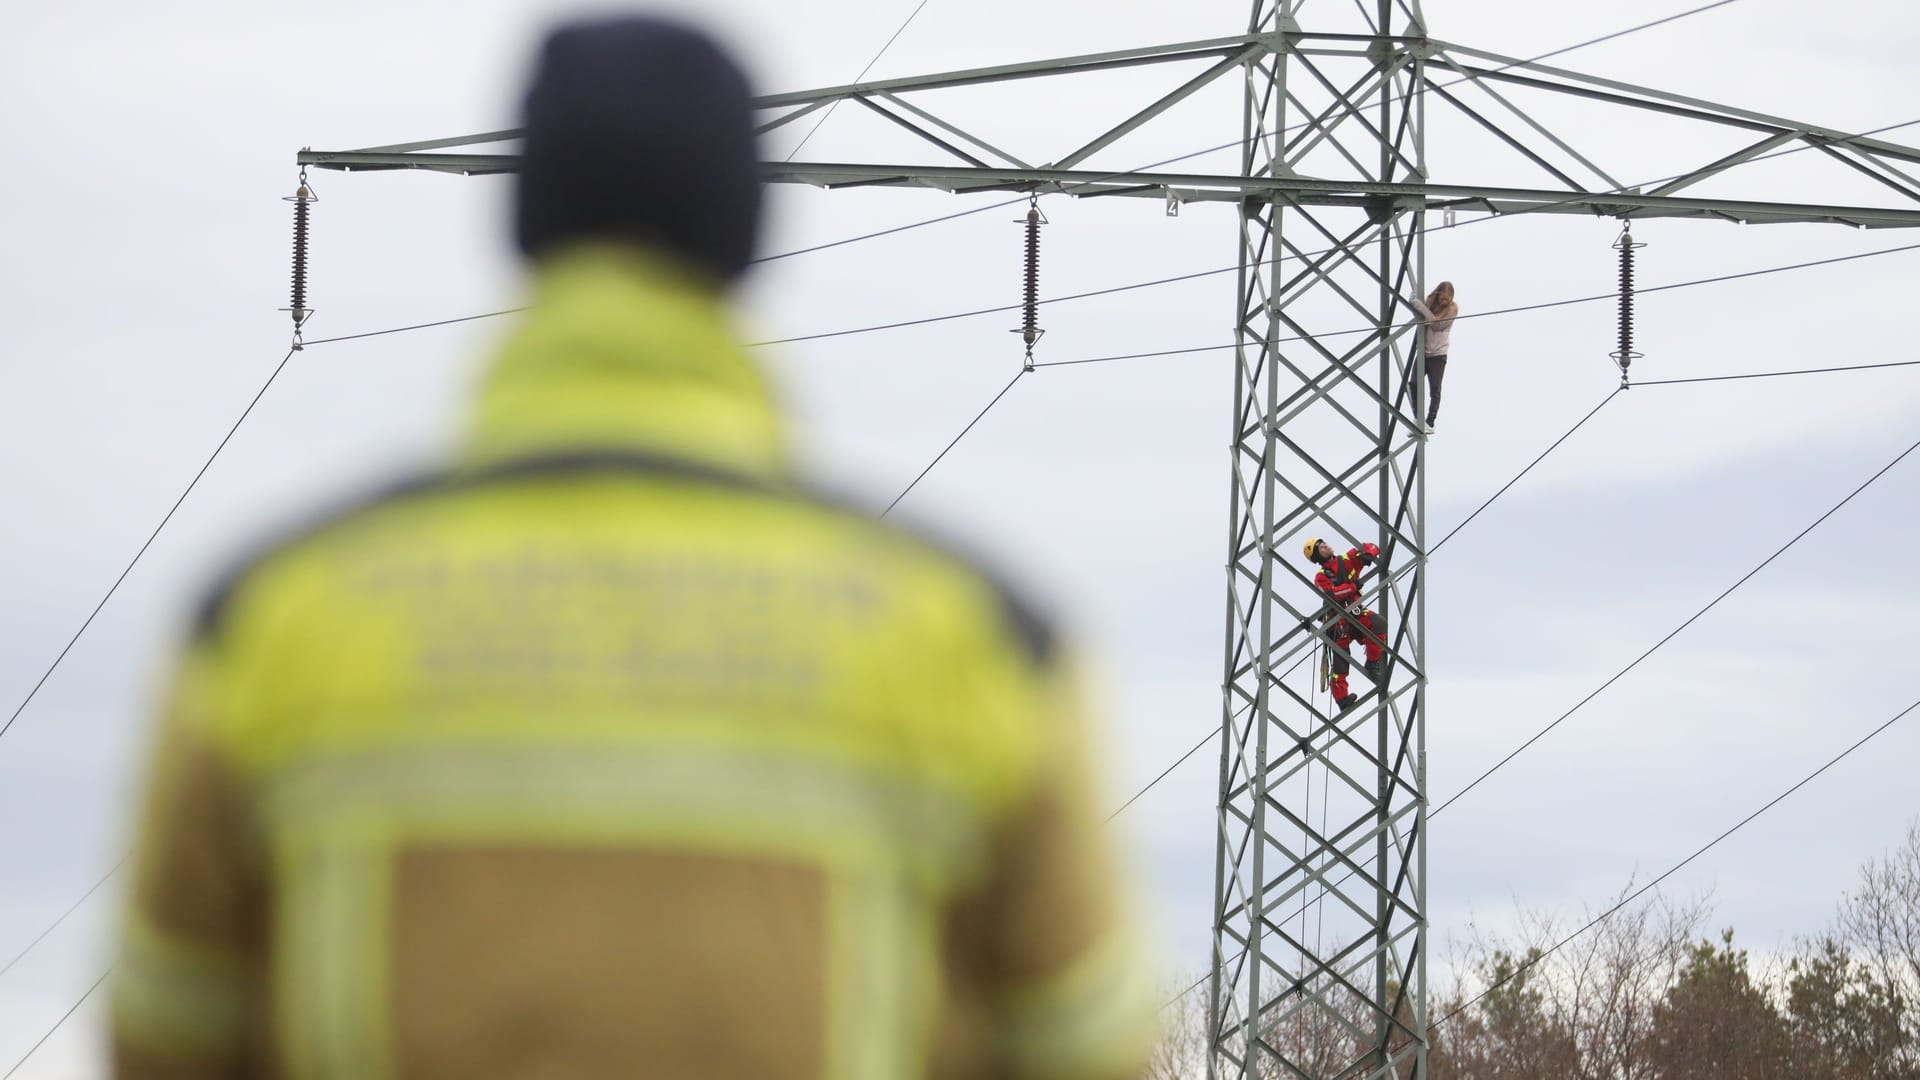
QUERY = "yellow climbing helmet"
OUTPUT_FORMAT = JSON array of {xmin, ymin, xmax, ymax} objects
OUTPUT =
[{"xmin": 1302, "ymin": 538, "xmax": 1324, "ymax": 563}]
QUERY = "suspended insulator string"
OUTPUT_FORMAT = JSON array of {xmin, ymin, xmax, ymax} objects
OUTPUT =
[
  {"xmin": 1014, "ymin": 201, "xmax": 1045, "ymax": 370},
  {"xmin": 1021, "ymin": 207, "xmax": 1042, "ymax": 346},
  {"xmin": 1611, "ymin": 226, "xmax": 1644, "ymax": 386},
  {"xmin": 1617, "ymin": 235, "xmax": 1635, "ymax": 361},
  {"xmin": 291, "ymin": 193, "xmax": 312, "ymax": 321},
  {"xmin": 284, "ymin": 175, "xmax": 317, "ymax": 340}
]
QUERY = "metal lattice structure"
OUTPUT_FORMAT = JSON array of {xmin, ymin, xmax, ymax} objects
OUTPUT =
[
  {"xmin": 299, "ymin": 6, "xmax": 1920, "ymax": 1076},
  {"xmin": 1211, "ymin": 3, "xmax": 1428, "ymax": 1077}
]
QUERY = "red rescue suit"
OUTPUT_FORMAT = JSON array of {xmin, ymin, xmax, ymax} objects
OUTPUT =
[{"xmin": 1313, "ymin": 543, "xmax": 1386, "ymax": 707}]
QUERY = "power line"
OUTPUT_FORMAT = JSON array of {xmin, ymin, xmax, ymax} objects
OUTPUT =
[
  {"xmin": 1265, "ymin": 417, "xmax": 1918, "ymax": 979},
  {"xmin": 749, "ymin": 262, "xmax": 1240, "ymax": 348},
  {"xmin": 0, "ymin": 860, "xmax": 125, "ymax": 982},
  {"xmin": 782, "ymin": 0, "xmax": 937, "ymax": 164},
  {"xmin": 1164, "ymin": 968, "xmax": 1212, "ymax": 1013},
  {"xmin": 769, "ymin": 228, "xmax": 1920, "ymax": 354},
  {"xmin": 0, "ymin": 347, "xmax": 301, "ymax": 745},
  {"xmin": 0, "ymin": 416, "xmax": 1281, "ymax": 995},
  {"xmin": 1, "ymin": 966, "xmax": 109, "ymax": 1080},
  {"xmin": 1103, "ymin": 647, "xmax": 1327, "ymax": 826},
  {"xmin": 1432, "ymin": 692, "xmax": 1920, "ymax": 1033},
  {"xmin": 776, "ymin": 71, "xmax": 1920, "ymax": 348},
  {"xmin": 0, "ymin": 5, "xmax": 1880, "ymax": 1039},
  {"xmin": 756, "ymin": 0, "xmax": 1750, "ymax": 264},
  {"xmin": 1435, "ymin": 423, "xmax": 1920, "ymax": 817},
  {"xmin": 291, "ymin": 4, "xmax": 1809, "ymax": 351},
  {"xmin": 301, "ymin": 309, "xmax": 518, "ymax": 348},
  {"xmin": 1090, "ymin": 351, "xmax": 1920, "ymax": 833},
  {"xmin": 754, "ymin": 134, "xmax": 1246, "ymax": 266},
  {"xmin": 1177, "ymin": 638, "xmax": 1920, "ymax": 1030},
  {"xmin": 880, "ymin": 369, "xmax": 1026, "ymax": 517},
  {"xmin": 1031, "ymin": 239, "xmax": 1920, "ymax": 371},
  {"xmin": 1638, "ymin": 358, "xmax": 1920, "ymax": 386},
  {"xmin": 1244, "ymin": 411, "xmax": 1920, "ymax": 982},
  {"xmin": 1511, "ymin": 0, "xmax": 1741, "ymax": 66},
  {"xmin": 294, "ymin": 113, "xmax": 1920, "ymax": 353},
  {"xmin": 0, "ymin": 7, "xmax": 1865, "ymax": 1051},
  {"xmin": 1431, "ymin": 389, "xmax": 1621, "ymax": 555},
  {"xmin": 0, "ymin": 370, "xmax": 1010, "ymax": 985},
  {"xmin": 44, "ymin": 698, "xmax": 1917, "ymax": 1070},
  {"xmin": 1106, "ymin": 725, "xmax": 1222, "ymax": 825}
]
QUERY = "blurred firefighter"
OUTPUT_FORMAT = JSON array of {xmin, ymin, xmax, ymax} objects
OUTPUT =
[
  {"xmin": 113, "ymin": 16, "xmax": 1155, "ymax": 1080},
  {"xmin": 1303, "ymin": 537, "xmax": 1387, "ymax": 712}
]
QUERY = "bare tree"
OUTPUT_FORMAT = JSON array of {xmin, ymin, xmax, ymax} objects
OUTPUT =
[
  {"xmin": 1146, "ymin": 976, "xmax": 1208, "ymax": 1080},
  {"xmin": 1837, "ymin": 823, "xmax": 1920, "ymax": 1029},
  {"xmin": 1430, "ymin": 888, "xmax": 1708, "ymax": 1080}
]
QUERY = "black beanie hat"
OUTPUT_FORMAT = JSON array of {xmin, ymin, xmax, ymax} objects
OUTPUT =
[{"xmin": 516, "ymin": 16, "xmax": 762, "ymax": 281}]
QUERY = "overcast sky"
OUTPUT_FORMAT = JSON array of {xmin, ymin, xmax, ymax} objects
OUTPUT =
[{"xmin": 5, "ymin": 0, "xmax": 1920, "ymax": 1073}]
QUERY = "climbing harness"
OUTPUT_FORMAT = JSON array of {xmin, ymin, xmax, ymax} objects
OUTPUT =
[
  {"xmin": 1012, "ymin": 196, "xmax": 1046, "ymax": 371},
  {"xmin": 284, "ymin": 167, "xmax": 318, "ymax": 349},
  {"xmin": 1610, "ymin": 222, "xmax": 1644, "ymax": 388}
]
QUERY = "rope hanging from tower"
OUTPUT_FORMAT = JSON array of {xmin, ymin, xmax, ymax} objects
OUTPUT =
[
  {"xmin": 1013, "ymin": 195, "xmax": 1046, "ymax": 371},
  {"xmin": 1610, "ymin": 222, "xmax": 1644, "ymax": 388},
  {"xmin": 284, "ymin": 168, "xmax": 318, "ymax": 349}
]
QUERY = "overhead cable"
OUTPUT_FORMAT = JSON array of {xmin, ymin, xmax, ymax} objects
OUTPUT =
[
  {"xmin": 0, "ymin": 859, "xmax": 125, "ymax": 982},
  {"xmin": 1434, "ymin": 424, "xmax": 1920, "ymax": 815},
  {"xmin": 1638, "ymin": 358, "xmax": 1920, "ymax": 386},
  {"xmin": 754, "ymin": 0, "xmax": 1751, "ymax": 264},
  {"xmin": 296, "ymin": 118, "xmax": 1920, "ymax": 353},
  {"xmin": 295, "ymin": 7, "xmax": 1820, "ymax": 352},
  {"xmin": 781, "ymin": 0, "xmax": 938, "ymax": 164},
  {"xmin": 992, "ymin": 360, "xmax": 1920, "ymax": 832},
  {"xmin": 1432, "ymin": 693, "xmax": 1920, "ymax": 1033},
  {"xmin": 1243, "ymin": 418, "xmax": 1920, "ymax": 972},
  {"xmin": 1, "ymin": 967, "xmax": 110, "ymax": 1080},
  {"xmin": 1032, "ymin": 240, "xmax": 1920, "ymax": 371},
  {"xmin": 0, "ymin": 347, "xmax": 302, "ymax": 745},
  {"xmin": 1431, "ymin": 389, "xmax": 1622, "ymax": 555},
  {"xmin": 1105, "ymin": 725, "xmax": 1222, "ymax": 825},
  {"xmin": 880, "ymin": 369, "xmax": 1026, "ymax": 517}
]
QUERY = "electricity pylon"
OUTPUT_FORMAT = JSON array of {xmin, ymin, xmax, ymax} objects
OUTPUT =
[{"xmin": 299, "ymin": 4, "xmax": 1920, "ymax": 1075}]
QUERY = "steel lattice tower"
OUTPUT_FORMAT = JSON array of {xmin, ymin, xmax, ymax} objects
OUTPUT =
[
  {"xmin": 300, "ymin": 6, "xmax": 1920, "ymax": 1076},
  {"xmin": 1211, "ymin": 1, "xmax": 1429, "ymax": 1075}
]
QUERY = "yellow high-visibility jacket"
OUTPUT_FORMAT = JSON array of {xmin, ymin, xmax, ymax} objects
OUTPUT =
[{"xmin": 114, "ymin": 246, "xmax": 1156, "ymax": 1080}]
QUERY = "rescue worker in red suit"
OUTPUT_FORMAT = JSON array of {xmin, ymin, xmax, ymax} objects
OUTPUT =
[{"xmin": 1304, "ymin": 538, "xmax": 1386, "ymax": 712}]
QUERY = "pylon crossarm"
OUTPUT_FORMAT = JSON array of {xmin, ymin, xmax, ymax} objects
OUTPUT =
[{"xmin": 1432, "ymin": 41, "xmax": 1920, "ymax": 165}]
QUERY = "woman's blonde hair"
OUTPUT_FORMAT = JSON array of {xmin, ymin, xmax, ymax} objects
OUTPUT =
[{"xmin": 1424, "ymin": 280, "xmax": 1457, "ymax": 319}]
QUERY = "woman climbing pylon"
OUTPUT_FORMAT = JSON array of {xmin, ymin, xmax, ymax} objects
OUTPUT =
[{"xmin": 1410, "ymin": 280, "xmax": 1458, "ymax": 433}]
